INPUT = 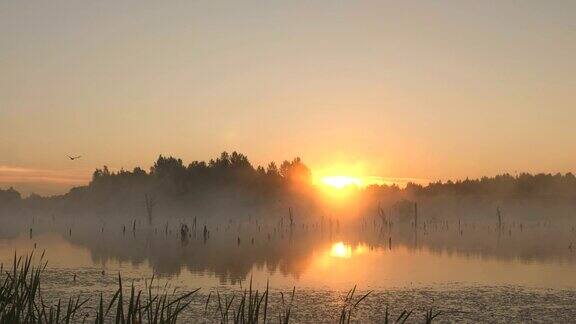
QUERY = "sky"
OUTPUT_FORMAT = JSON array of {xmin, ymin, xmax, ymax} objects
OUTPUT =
[{"xmin": 1, "ymin": 0, "xmax": 575, "ymax": 196}]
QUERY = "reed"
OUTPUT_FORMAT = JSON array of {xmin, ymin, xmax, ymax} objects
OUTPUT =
[
  {"xmin": 1, "ymin": 254, "xmax": 443, "ymax": 323},
  {"xmin": 94, "ymin": 274, "xmax": 199, "ymax": 324},
  {"xmin": 278, "ymin": 286, "xmax": 295, "ymax": 324},
  {"xmin": 380, "ymin": 306, "xmax": 414, "ymax": 324},
  {"xmin": 338, "ymin": 285, "xmax": 372, "ymax": 324},
  {"xmin": 0, "ymin": 253, "xmax": 198, "ymax": 324},
  {"xmin": 394, "ymin": 309, "xmax": 413, "ymax": 324},
  {"xmin": 0, "ymin": 252, "xmax": 88, "ymax": 323},
  {"xmin": 216, "ymin": 291, "xmax": 234, "ymax": 323},
  {"xmin": 424, "ymin": 306, "xmax": 441, "ymax": 324}
]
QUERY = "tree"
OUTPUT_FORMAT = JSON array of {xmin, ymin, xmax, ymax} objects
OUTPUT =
[{"xmin": 279, "ymin": 157, "xmax": 311, "ymax": 184}]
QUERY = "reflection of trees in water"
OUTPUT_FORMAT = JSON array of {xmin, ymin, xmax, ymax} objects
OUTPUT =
[
  {"xmin": 351, "ymin": 215, "xmax": 576, "ymax": 264},
  {"xmin": 2, "ymin": 192, "xmax": 576, "ymax": 283},
  {"xmin": 59, "ymin": 211, "xmax": 576, "ymax": 284},
  {"xmin": 66, "ymin": 220, "xmax": 325, "ymax": 283}
]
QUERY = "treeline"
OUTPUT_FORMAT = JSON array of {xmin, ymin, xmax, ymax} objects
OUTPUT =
[
  {"xmin": 3, "ymin": 153, "xmax": 576, "ymax": 208},
  {"xmin": 0, "ymin": 187, "xmax": 21, "ymax": 205},
  {"xmin": 53, "ymin": 152, "xmax": 315, "ymax": 215},
  {"xmin": 402, "ymin": 172, "xmax": 576, "ymax": 199},
  {"xmin": 0, "ymin": 152, "xmax": 316, "ymax": 215},
  {"xmin": 87, "ymin": 151, "xmax": 312, "ymax": 195}
]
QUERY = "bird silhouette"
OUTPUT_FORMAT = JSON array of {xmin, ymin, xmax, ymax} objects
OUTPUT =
[{"xmin": 67, "ymin": 155, "xmax": 81, "ymax": 160}]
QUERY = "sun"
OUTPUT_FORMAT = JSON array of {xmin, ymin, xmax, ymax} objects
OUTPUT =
[{"xmin": 321, "ymin": 175, "xmax": 363, "ymax": 189}]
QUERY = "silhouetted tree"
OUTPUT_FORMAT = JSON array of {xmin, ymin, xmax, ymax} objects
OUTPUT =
[
  {"xmin": 280, "ymin": 157, "xmax": 311, "ymax": 184},
  {"xmin": 0, "ymin": 187, "xmax": 21, "ymax": 205}
]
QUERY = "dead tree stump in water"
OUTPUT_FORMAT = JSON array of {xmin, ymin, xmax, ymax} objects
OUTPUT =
[
  {"xmin": 145, "ymin": 194, "xmax": 156, "ymax": 226},
  {"xmin": 414, "ymin": 202, "xmax": 418, "ymax": 230}
]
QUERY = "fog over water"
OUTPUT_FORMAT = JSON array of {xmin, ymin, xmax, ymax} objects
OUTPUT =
[{"xmin": 1, "ymin": 154, "xmax": 576, "ymax": 322}]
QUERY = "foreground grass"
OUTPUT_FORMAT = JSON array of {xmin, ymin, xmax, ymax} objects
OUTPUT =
[{"xmin": 0, "ymin": 253, "xmax": 441, "ymax": 323}]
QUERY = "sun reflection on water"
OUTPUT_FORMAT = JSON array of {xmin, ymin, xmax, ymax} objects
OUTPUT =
[
  {"xmin": 329, "ymin": 242, "xmax": 368, "ymax": 259},
  {"xmin": 330, "ymin": 242, "xmax": 352, "ymax": 258}
]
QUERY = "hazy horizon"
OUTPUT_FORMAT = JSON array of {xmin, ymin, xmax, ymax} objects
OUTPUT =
[
  {"xmin": 2, "ymin": 0, "xmax": 575, "ymax": 195},
  {"xmin": 1, "ymin": 152, "xmax": 574, "ymax": 197}
]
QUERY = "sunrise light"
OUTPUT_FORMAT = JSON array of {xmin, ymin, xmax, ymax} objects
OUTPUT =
[
  {"xmin": 330, "ymin": 242, "xmax": 353, "ymax": 258},
  {"xmin": 321, "ymin": 176, "xmax": 363, "ymax": 189}
]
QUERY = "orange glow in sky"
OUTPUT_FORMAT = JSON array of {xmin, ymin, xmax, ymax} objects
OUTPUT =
[
  {"xmin": 321, "ymin": 175, "xmax": 363, "ymax": 189},
  {"xmin": 313, "ymin": 164, "xmax": 365, "ymax": 202},
  {"xmin": 313, "ymin": 162, "xmax": 369, "ymax": 188}
]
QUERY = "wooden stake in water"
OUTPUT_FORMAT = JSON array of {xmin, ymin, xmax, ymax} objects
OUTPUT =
[
  {"xmin": 144, "ymin": 193, "xmax": 156, "ymax": 226},
  {"xmin": 414, "ymin": 202, "xmax": 418, "ymax": 230}
]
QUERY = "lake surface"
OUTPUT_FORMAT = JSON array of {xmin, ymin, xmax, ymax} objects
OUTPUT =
[{"xmin": 1, "ymin": 216, "xmax": 575, "ymax": 322}]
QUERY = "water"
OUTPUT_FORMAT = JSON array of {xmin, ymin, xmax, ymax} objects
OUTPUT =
[{"xmin": 1, "ymin": 216, "xmax": 575, "ymax": 322}]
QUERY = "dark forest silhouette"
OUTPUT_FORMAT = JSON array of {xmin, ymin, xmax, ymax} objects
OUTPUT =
[{"xmin": 2, "ymin": 151, "xmax": 576, "ymax": 216}]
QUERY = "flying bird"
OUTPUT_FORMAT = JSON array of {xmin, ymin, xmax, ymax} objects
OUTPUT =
[{"xmin": 68, "ymin": 155, "xmax": 81, "ymax": 160}]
